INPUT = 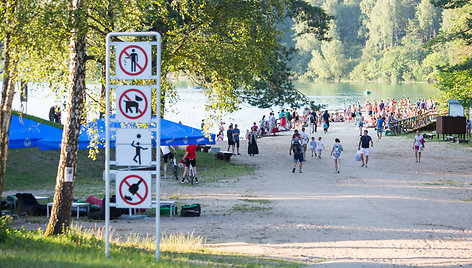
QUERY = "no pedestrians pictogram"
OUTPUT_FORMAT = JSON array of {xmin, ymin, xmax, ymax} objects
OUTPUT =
[
  {"xmin": 115, "ymin": 42, "xmax": 152, "ymax": 79},
  {"xmin": 116, "ymin": 86, "xmax": 151, "ymax": 122}
]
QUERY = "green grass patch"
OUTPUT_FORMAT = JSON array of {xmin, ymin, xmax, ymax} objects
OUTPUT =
[
  {"xmin": 231, "ymin": 204, "xmax": 271, "ymax": 213},
  {"xmin": 240, "ymin": 199, "xmax": 272, "ymax": 205},
  {"xmin": 424, "ymin": 180, "xmax": 468, "ymax": 186},
  {"xmin": 5, "ymin": 147, "xmax": 255, "ymax": 199},
  {"xmin": 0, "ymin": 217, "xmax": 298, "ymax": 267},
  {"xmin": 12, "ymin": 110, "xmax": 63, "ymax": 129}
]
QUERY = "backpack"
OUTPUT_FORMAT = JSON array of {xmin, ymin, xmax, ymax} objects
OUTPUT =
[
  {"xmin": 292, "ymin": 139, "xmax": 302, "ymax": 154},
  {"xmin": 333, "ymin": 144, "xmax": 341, "ymax": 157},
  {"xmin": 287, "ymin": 113, "xmax": 292, "ymax": 121}
]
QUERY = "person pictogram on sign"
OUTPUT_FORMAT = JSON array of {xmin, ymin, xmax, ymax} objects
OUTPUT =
[
  {"xmin": 131, "ymin": 134, "xmax": 148, "ymax": 165},
  {"xmin": 125, "ymin": 95, "xmax": 143, "ymax": 114},
  {"xmin": 125, "ymin": 48, "xmax": 138, "ymax": 72},
  {"xmin": 125, "ymin": 179, "xmax": 142, "ymax": 201}
]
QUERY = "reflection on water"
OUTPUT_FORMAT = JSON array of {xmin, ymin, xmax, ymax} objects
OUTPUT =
[{"xmin": 297, "ymin": 82, "xmax": 439, "ymax": 110}]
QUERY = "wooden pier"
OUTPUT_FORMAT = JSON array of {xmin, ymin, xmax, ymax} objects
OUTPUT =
[{"xmin": 389, "ymin": 110, "xmax": 438, "ymax": 135}]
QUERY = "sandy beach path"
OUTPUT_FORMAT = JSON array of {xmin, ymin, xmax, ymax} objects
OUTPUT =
[{"xmin": 12, "ymin": 121, "xmax": 472, "ymax": 266}]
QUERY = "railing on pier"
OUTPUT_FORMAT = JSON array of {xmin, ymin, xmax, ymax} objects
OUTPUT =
[{"xmin": 390, "ymin": 110, "xmax": 439, "ymax": 135}]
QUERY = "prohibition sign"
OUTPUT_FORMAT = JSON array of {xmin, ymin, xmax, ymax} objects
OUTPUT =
[
  {"xmin": 119, "ymin": 45, "xmax": 148, "ymax": 76},
  {"xmin": 119, "ymin": 175, "xmax": 149, "ymax": 206},
  {"xmin": 118, "ymin": 88, "xmax": 149, "ymax": 120}
]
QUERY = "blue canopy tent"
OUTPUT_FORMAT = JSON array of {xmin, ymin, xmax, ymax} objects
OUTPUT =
[
  {"xmin": 36, "ymin": 116, "xmax": 215, "ymax": 150},
  {"xmin": 9, "ymin": 114, "xmax": 62, "ymax": 149}
]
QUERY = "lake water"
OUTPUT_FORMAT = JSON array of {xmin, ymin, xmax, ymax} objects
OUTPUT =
[{"xmin": 12, "ymin": 81, "xmax": 439, "ymax": 134}]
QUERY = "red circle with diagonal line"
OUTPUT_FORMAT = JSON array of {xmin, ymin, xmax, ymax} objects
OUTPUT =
[
  {"xmin": 118, "ymin": 45, "xmax": 148, "ymax": 76},
  {"xmin": 119, "ymin": 175, "xmax": 148, "ymax": 206},
  {"xmin": 118, "ymin": 88, "xmax": 148, "ymax": 120}
]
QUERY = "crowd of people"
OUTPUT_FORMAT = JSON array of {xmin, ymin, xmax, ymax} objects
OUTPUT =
[{"xmin": 166, "ymin": 97, "xmax": 445, "ymax": 183}]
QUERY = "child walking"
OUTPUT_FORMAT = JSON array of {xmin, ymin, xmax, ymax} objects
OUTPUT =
[
  {"xmin": 330, "ymin": 138, "xmax": 343, "ymax": 173},
  {"xmin": 309, "ymin": 137, "xmax": 317, "ymax": 157},
  {"xmin": 315, "ymin": 137, "xmax": 325, "ymax": 159}
]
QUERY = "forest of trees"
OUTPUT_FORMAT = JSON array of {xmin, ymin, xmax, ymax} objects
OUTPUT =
[{"xmin": 285, "ymin": 0, "xmax": 471, "ymax": 83}]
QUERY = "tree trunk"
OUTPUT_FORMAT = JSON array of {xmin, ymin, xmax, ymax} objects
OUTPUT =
[
  {"xmin": 0, "ymin": 0, "xmax": 19, "ymax": 215},
  {"xmin": 45, "ymin": 0, "xmax": 87, "ymax": 236},
  {"xmin": 0, "ymin": 31, "xmax": 18, "ymax": 214}
]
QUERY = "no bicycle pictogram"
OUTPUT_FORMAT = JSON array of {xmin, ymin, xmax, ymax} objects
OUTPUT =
[
  {"xmin": 116, "ymin": 86, "xmax": 151, "ymax": 122},
  {"xmin": 115, "ymin": 42, "xmax": 152, "ymax": 79},
  {"xmin": 118, "ymin": 174, "xmax": 149, "ymax": 207}
]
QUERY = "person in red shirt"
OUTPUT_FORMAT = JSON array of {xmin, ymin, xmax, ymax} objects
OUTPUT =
[{"xmin": 181, "ymin": 144, "xmax": 198, "ymax": 184}]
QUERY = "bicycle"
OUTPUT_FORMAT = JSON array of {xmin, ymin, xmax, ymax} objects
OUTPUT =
[
  {"xmin": 186, "ymin": 162, "xmax": 195, "ymax": 185},
  {"xmin": 181, "ymin": 160, "xmax": 196, "ymax": 185},
  {"xmin": 168, "ymin": 155, "xmax": 179, "ymax": 180}
]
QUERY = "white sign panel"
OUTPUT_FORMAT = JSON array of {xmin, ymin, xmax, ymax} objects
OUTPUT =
[
  {"xmin": 116, "ymin": 171, "xmax": 152, "ymax": 208},
  {"xmin": 116, "ymin": 86, "xmax": 151, "ymax": 122},
  {"xmin": 115, "ymin": 42, "xmax": 152, "ymax": 79},
  {"xmin": 116, "ymin": 129, "xmax": 152, "ymax": 166}
]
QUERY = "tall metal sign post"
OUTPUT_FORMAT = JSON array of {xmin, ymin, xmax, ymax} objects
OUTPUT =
[{"xmin": 105, "ymin": 32, "xmax": 162, "ymax": 260}]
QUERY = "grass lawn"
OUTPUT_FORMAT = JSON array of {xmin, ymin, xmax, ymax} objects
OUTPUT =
[
  {"xmin": 0, "ymin": 218, "xmax": 299, "ymax": 268},
  {"xmin": 4, "ymin": 147, "xmax": 255, "ymax": 199}
]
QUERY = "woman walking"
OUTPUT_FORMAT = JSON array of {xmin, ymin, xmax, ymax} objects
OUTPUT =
[
  {"xmin": 330, "ymin": 138, "xmax": 343, "ymax": 173},
  {"xmin": 247, "ymin": 126, "xmax": 259, "ymax": 156},
  {"xmin": 412, "ymin": 130, "xmax": 425, "ymax": 163}
]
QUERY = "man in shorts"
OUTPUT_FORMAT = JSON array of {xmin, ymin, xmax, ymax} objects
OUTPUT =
[
  {"xmin": 358, "ymin": 129, "xmax": 373, "ymax": 167},
  {"xmin": 227, "ymin": 124, "xmax": 234, "ymax": 153},
  {"xmin": 232, "ymin": 124, "xmax": 241, "ymax": 155},
  {"xmin": 289, "ymin": 133, "xmax": 304, "ymax": 173},
  {"xmin": 181, "ymin": 144, "xmax": 198, "ymax": 184},
  {"xmin": 160, "ymin": 145, "xmax": 176, "ymax": 179}
]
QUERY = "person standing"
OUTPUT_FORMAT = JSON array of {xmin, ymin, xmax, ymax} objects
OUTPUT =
[
  {"xmin": 247, "ymin": 126, "xmax": 259, "ymax": 156},
  {"xmin": 218, "ymin": 122, "xmax": 225, "ymax": 141},
  {"xmin": 300, "ymin": 127, "xmax": 309, "ymax": 159},
  {"xmin": 316, "ymin": 136, "xmax": 325, "ymax": 159},
  {"xmin": 309, "ymin": 137, "xmax": 317, "ymax": 157},
  {"xmin": 160, "ymin": 145, "xmax": 176, "ymax": 179},
  {"xmin": 289, "ymin": 133, "xmax": 304, "ymax": 173},
  {"xmin": 330, "ymin": 138, "xmax": 343, "ymax": 173},
  {"xmin": 358, "ymin": 112, "xmax": 365, "ymax": 136},
  {"xmin": 412, "ymin": 130, "xmax": 425, "ymax": 163},
  {"xmin": 376, "ymin": 116, "xmax": 385, "ymax": 139},
  {"xmin": 227, "ymin": 124, "xmax": 235, "ymax": 153},
  {"xmin": 232, "ymin": 124, "xmax": 241, "ymax": 155},
  {"xmin": 322, "ymin": 110, "xmax": 330, "ymax": 129},
  {"xmin": 201, "ymin": 119, "xmax": 205, "ymax": 130},
  {"xmin": 269, "ymin": 112, "xmax": 276, "ymax": 135},
  {"xmin": 279, "ymin": 110, "xmax": 286, "ymax": 129},
  {"xmin": 309, "ymin": 111, "xmax": 317, "ymax": 133},
  {"xmin": 358, "ymin": 130, "xmax": 373, "ymax": 167},
  {"xmin": 181, "ymin": 144, "xmax": 198, "ymax": 184},
  {"xmin": 49, "ymin": 106, "xmax": 56, "ymax": 122}
]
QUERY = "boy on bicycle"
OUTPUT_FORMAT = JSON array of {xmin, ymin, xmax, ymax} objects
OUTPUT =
[
  {"xmin": 160, "ymin": 146, "xmax": 176, "ymax": 179},
  {"xmin": 181, "ymin": 144, "xmax": 198, "ymax": 184}
]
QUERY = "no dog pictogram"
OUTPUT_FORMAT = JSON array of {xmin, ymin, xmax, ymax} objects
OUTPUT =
[
  {"xmin": 115, "ymin": 42, "xmax": 152, "ymax": 79},
  {"xmin": 117, "ymin": 173, "xmax": 150, "ymax": 207},
  {"xmin": 116, "ymin": 86, "xmax": 151, "ymax": 122}
]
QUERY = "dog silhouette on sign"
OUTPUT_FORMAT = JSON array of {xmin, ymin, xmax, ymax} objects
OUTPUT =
[{"xmin": 124, "ymin": 95, "xmax": 143, "ymax": 114}]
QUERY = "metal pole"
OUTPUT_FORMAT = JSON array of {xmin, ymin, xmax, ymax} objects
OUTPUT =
[
  {"xmin": 155, "ymin": 32, "xmax": 162, "ymax": 261},
  {"xmin": 105, "ymin": 33, "xmax": 111, "ymax": 258}
]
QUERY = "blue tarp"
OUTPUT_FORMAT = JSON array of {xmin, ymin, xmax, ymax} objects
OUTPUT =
[
  {"xmin": 9, "ymin": 114, "xmax": 62, "ymax": 149},
  {"xmin": 36, "ymin": 116, "xmax": 215, "ymax": 150}
]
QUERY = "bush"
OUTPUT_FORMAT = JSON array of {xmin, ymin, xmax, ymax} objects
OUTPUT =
[{"xmin": 0, "ymin": 215, "xmax": 14, "ymax": 242}]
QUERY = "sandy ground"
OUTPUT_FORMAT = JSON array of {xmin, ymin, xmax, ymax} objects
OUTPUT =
[{"xmin": 9, "ymin": 122, "xmax": 472, "ymax": 266}]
